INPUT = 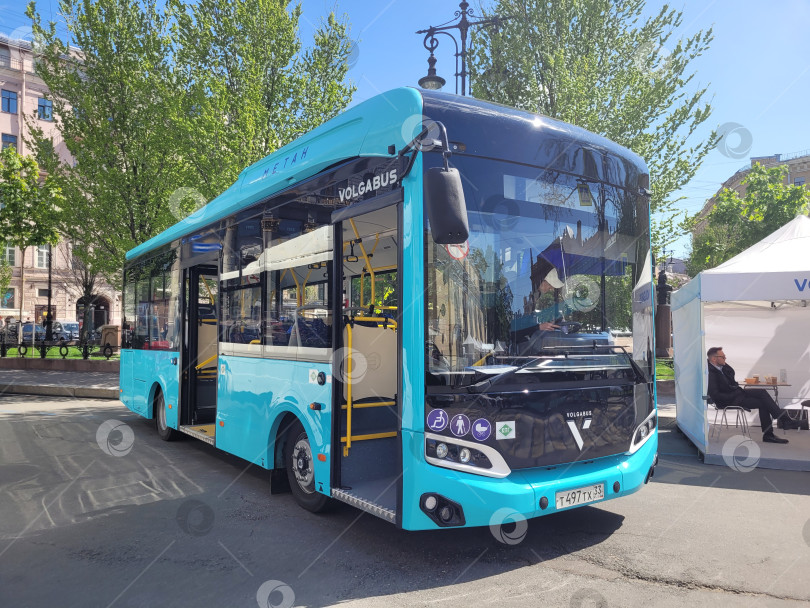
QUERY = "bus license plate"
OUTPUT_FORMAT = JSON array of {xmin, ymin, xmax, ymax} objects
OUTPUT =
[{"xmin": 555, "ymin": 483, "xmax": 604, "ymax": 510}]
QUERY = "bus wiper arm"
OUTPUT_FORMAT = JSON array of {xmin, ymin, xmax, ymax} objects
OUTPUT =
[{"xmin": 466, "ymin": 356, "xmax": 546, "ymax": 394}]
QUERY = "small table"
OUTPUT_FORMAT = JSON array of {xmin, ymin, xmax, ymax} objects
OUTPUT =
[{"xmin": 743, "ymin": 382, "xmax": 790, "ymax": 406}]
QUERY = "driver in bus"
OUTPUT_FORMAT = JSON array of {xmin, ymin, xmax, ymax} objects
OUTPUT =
[{"xmin": 520, "ymin": 265, "xmax": 565, "ymax": 354}]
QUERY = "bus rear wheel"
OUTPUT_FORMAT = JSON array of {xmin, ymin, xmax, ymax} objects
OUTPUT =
[
  {"xmin": 155, "ymin": 391, "xmax": 177, "ymax": 441},
  {"xmin": 284, "ymin": 420, "xmax": 330, "ymax": 513}
]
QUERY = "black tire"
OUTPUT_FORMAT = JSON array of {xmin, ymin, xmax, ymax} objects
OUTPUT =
[
  {"xmin": 155, "ymin": 391, "xmax": 177, "ymax": 441},
  {"xmin": 284, "ymin": 420, "xmax": 331, "ymax": 512}
]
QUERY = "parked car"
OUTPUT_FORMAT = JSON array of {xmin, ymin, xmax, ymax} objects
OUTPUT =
[
  {"xmin": 52, "ymin": 321, "xmax": 80, "ymax": 343},
  {"xmin": 2, "ymin": 320, "xmax": 19, "ymax": 340},
  {"xmin": 21, "ymin": 323, "xmax": 46, "ymax": 344}
]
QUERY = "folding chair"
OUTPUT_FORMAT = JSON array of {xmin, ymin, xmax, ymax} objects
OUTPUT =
[{"xmin": 704, "ymin": 395, "xmax": 750, "ymax": 438}]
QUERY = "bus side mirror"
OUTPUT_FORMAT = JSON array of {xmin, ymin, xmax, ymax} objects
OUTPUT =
[{"xmin": 425, "ymin": 166, "xmax": 469, "ymax": 244}]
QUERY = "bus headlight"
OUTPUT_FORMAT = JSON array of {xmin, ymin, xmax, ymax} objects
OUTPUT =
[
  {"xmin": 424, "ymin": 433, "xmax": 511, "ymax": 478},
  {"xmin": 425, "ymin": 438, "xmax": 492, "ymax": 469},
  {"xmin": 629, "ymin": 410, "xmax": 657, "ymax": 454}
]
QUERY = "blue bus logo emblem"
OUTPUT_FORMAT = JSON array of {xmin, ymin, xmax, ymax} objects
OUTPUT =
[{"xmin": 427, "ymin": 409, "xmax": 448, "ymax": 432}]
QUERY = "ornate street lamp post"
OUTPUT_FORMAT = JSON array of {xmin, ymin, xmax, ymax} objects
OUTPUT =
[{"xmin": 416, "ymin": 1, "xmax": 508, "ymax": 96}]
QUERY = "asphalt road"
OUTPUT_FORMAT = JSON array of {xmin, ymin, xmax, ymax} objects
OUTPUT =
[{"xmin": 1, "ymin": 395, "xmax": 809, "ymax": 608}]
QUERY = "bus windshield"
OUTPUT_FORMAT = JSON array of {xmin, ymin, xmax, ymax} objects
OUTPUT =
[{"xmin": 425, "ymin": 154, "xmax": 651, "ymax": 388}]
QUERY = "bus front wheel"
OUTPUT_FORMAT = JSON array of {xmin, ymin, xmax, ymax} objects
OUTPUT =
[
  {"xmin": 284, "ymin": 420, "xmax": 330, "ymax": 513},
  {"xmin": 155, "ymin": 391, "xmax": 177, "ymax": 441}
]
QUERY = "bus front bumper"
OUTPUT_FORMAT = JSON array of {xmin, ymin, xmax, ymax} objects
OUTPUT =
[{"xmin": 400, "ymin": 429, "xmax": 658, "ymax": 531}]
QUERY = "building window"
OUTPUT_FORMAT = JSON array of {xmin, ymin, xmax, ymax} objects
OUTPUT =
[
  {"xmin": 1, "ymin": 134, "xmax": 17, "ymax": 150},
  {"xmin": 3, "ymin": 245, "xmax": 14, "ymax": 266},
  {"xmin": 37, "ymin": 288, "xmax": 51, "ymax": 298},
  {"xmin": 1, "ymin": 288, "xmax": 15, "ymax": 310},
  {"xmin": 0, "ymin": 47, "xmax": 10, "ymax": 68},
  {"xmin": 794, "ymin": 177, "xmax": 806, "ymax": 187},
  {"xmin": 36, "ymin": 245, "xmax": 50, "ymax": 269},
  {"xmin": 1, "ymin": 90, "xmax": 17, "ymax": 114},
  {"xmin": 38, "ymin": 98, "xmax": 53, "ymax": 121}
]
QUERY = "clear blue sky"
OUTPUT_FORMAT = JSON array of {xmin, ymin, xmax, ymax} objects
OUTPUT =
[{"xmin": 2, "ymin": 0, "xmax": 809, "ymax": 257}]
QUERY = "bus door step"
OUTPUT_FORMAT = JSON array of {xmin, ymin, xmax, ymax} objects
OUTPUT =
[
  {"xmin": 179, "ymin": 424, "xmax": 216, "ymax": 445},
  {"xmin": 331, "ymin": 487, "xmax": 396, "ymax": 523}
]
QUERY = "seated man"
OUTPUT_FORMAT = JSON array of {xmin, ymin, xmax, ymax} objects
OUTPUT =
[{"xmin": 707, "ymin": 346, "xmax": 800, "ymax": 444}]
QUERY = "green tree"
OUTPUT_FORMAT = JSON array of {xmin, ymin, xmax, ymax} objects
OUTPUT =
[
  {"xmin": 168, "ymin": 0, "xmax": 356, "ymax": 200},
  {"xmin": 469, "ymin": 0, "xmax": 715, "ymax": 254},
  {"xmin": 686, "ymin": 163, "xmax": 810, "ymax": 275},
  {"xmin": 27, "ymin": 0, "xmax": 182, "ymax": 285},
  {"xmin": 0, "ymin": 146, "xmax": 63, "ymax": 336}
]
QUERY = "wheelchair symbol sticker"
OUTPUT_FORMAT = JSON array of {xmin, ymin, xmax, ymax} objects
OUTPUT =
[{"xmin": 427, "ymin": 409, "xmax": 448, "ymax": 432}]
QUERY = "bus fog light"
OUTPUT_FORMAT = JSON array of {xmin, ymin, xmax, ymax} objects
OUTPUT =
[
  {"xmin": 459, "ymin": 447, "xmax": 471, "ymax": 463},
  {"xmin": 436, "ymin": 443, "xmax": 449, "ymax": 459},
  {"xmin": 424, "ymin": 495, "xmax": 438, "ymax": 511},
  {"xmin": 439, "ymin": 506, "xmax": 453, "ymax": 522}
]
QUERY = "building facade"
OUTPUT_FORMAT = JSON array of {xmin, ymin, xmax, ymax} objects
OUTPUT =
[
  {"xmin": 1, "ymin": 34, "xmax": 120, "ymax": 330},
  {"xmin": 696, "ymin": 150, "xmax": 810, "ymax": 230}
]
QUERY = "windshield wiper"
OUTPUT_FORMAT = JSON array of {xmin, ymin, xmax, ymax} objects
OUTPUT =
[
  {"xmin": 464, "ymin": 344, "xmax": 644, "ymax": 394},
  {"xmin": 465, "ymin": 355, "xmax": 547, "ymax": 394}
]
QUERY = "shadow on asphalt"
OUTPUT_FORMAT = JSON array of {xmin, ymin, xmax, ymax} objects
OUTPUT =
[{"xmin": 652, "ymin": 417, "xmax": 809, "ymax": 497}]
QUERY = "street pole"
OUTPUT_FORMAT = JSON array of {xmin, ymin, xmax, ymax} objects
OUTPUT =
[
  {"xmin": 416, "ymin": 1, "xmax": 508, "ymax": 96},
  {"xmin": 45, "ymin": 243, "xmax": 53, "ymax": 342}
]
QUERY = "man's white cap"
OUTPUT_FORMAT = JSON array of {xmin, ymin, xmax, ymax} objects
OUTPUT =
[{"xmin": 543, "ymin": 267, "xmax": 564, "ymax": 289}]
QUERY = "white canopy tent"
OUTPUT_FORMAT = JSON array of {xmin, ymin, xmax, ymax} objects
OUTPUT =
[{"xmin": 672, "ymin": 215, "xmax": 810, "ymax": 469}]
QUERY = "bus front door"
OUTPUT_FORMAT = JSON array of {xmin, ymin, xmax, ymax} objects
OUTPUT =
[
  {"xmin": 334, "ymin": 206, "xmax": 401, "ymax": 523},
  {"xmin": 180, "ymin": 265, "xmax": 219, "ymax": 439}
]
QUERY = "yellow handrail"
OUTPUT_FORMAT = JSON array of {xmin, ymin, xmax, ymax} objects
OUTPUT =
[
  {"xmin": 349, "ymin": 218, "xmax": 376, "ymax": 306},
  {"xmin": 200, "ymin": 276, "xmax": 216, "ymax": 306},
  {"xmin": 195, "ymin": 353, "xmax": 217, "ymax": 370},
  {"xmin": 342, "ymin": 315, "xmax": 398, "ymax": 456},
  {"xmin": 344, "ymin": 322, "xmax": 354, "ymax": 456}
]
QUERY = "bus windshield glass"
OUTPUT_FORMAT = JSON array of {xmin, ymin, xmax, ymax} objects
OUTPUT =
[{"xmin": 425, "ymin": 154, "xmax": 651, "ymax": 389}]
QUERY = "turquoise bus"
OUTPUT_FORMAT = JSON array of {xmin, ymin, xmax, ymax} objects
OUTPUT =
[{"xmin": 120, "ymin": 88, "xmax": 657, "ymax": 530}]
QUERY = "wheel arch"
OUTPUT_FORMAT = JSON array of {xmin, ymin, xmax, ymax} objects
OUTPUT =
[
  {"xmin": 268, "ymin": 410, "xmax": 303, "ymax": 470},
  {"xmin": 147, "ymin": 381, "xmax": 166, "ymax": 419}
]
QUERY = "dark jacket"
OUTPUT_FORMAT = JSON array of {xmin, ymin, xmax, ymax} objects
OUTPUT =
[{"xmin": 707, "ymin": 362, "xmax": 744, "ymax": 408}]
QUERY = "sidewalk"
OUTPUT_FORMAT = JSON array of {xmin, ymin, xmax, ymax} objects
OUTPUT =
[{"xmin": 0, "ymin": 369, "xmax": 119, "ymax": 399}]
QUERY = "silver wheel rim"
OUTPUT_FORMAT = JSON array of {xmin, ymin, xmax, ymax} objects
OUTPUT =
[{"xmin": 292, "ymin": 435, "xmax": 315, "ymax": 494}]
